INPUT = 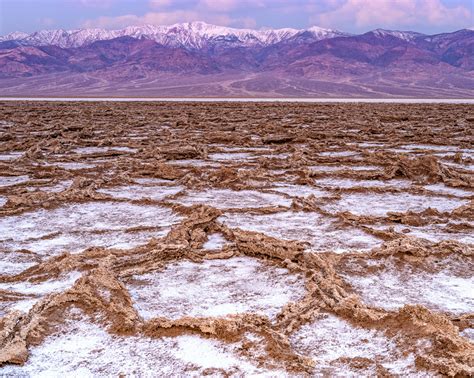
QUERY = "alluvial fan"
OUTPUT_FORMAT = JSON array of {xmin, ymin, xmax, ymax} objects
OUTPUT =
[{"xmin": 0, "ymin": 102, "xmax": 473, "ymax": 376}]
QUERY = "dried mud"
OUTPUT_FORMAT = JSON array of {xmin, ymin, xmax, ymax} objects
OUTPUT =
[{"xmin": 0, "ymin": 102, "xmax": 473, "ymax": 376}]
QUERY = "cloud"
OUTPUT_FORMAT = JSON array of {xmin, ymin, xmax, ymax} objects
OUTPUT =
[
  {"xmin": 82, "ymin": 0, "xmax": 263, "ymax": 30},
  {"xmin": 39, "ymin": 17, "xmax": 55, "ymax": 27},
  {"xmin": 82, "ymin": 10, "xmax": 255, "ymax": 29},
  {"xmin": 81, "ymin": 0, "xmax": 472, "ymax": 32},
  {"xmin": 198, "ymin": 0, "xmax": 238, "ymax": 12},
  {"xmin": 79, "ymin": 0, "xmax": 114, "ymax": 8},
  {"xmin": 311, "ymin": 0, "xmax": 472, "ymax": 30},
  {"xmin": 149, "ymin": 0, "xmax": 173, "ymax": 9},
  {"xmin": 197, "ymin": 0, "xmax": 265, "ymax": 12}
]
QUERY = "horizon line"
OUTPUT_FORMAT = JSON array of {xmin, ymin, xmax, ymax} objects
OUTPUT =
[{"xmin": 2, "ymin": 21, "xmax": 472, "ymax": 38}]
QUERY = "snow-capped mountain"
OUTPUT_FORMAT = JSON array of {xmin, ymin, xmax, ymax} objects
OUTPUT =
[
  {"xmin": 0, "ymin": 21, "xmax": 346, "ymax": 49},
  {"xmin": 0, "ymin": 23, "xmax": 472, "ymax": 98},
  {"xmin": 370, "ymin": 29, "xmax": 425, "ymax": 41}
]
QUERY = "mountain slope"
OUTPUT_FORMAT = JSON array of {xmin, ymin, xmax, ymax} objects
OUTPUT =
[{"xmin": 0, "ymin": 23, "xmax": 472, "ymax": 97}]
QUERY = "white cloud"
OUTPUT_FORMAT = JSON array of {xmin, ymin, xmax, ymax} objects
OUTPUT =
[
  {"xmin": 149, "ymin": 0, "xmax": 173, "ymax": 9},
  {"xmin": 311, "ymin": 0, "xmax": 472, "ymax": 30},
  {"xmin": 197, "ymin": 0, "xmax": 266, "ymax": 12},
  {"xmin": 82, "ymin": 10, "xmax": 255, "ymax": 29},
  {"xmin": 79, "ymin": 0, "xmax": 114, "ymax": 8},
  {"xmin": 39, "ymin": 17, "xmax": 55, "ymax": 27}
]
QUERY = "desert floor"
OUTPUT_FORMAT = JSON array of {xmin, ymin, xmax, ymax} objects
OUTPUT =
[{"xmin": 0, "ymin": 102, "xmax": 473, "ymax": 376}]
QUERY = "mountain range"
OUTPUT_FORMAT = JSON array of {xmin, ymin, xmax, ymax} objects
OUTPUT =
[{"xmin": 0, "ymin": 22, "xmax": 472, "ymax": 98}]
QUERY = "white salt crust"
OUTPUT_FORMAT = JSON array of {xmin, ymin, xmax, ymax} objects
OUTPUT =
[
  {"xmin": 202, "ymin": 233, "xmax": 229, "ymax": 250},
  {"xmin": 1, "ymin": 313, "xmax": 284, "ymax": 376},
  {"xmin": 167, "ymin": 159, "xmax": 220, "ymax": 167},
  {"xmin": 424, "ymin": 183, "xmax": 473, "ymax": 198},
  {"xmin": 318, "ymin": 151, "xmax": 359, "ymax": 158},
  {"xmin": 125, "ymin": 257, "xmax": 305, "ymax": 321},
  {"xmin": 0, "ymin": 272, "xmax": 82, "ymax": 317},
  {"xmin": 49, "ymin": 162, "xmax": 97, "ymax": 170},
  {"xmin": 315, "ymin": 177, "xmax": 411, "ymax": 189},
  {"xmin": 97, "ymin": 184, "xmax": 183, "ymax": 201},
  {"xmin": 271, "ymin": 184, "xmax": 330, "ymax": 198},
  {"xmin": 0, "ymin": 152, "xmax": 23, "ymax": 161},
  {"xmin": 310, "ymin": 165, "xmax": 381, "ymax": 172},
  {"xmin": 372, "ymin": 222, "xmax": 474, "ymax": 244},
  {"xmin": 220, "ymin": 211, "xmax": 381, "ymax": 252},
  {"xmin": 209, "ymin": 152, "xmax": 255, "ymax": 161},
  {"xmin": 174, "ymin": 189, "xmax": 291, "ymax": 209},
  {"xmin": 323, "ymin": 192, "xmax": 468, "ymax": 217},
  {"xmin": 73, "ymin": 146, "xmax": 137, "ymax": 154},
  {"xmin": 0, "ymin": 175, "xmax": 29, "ymax": 187},
  {"xmin": 0, "ymin": 202, "xmax": 182, "ymax": 275},
  {"xmin": 343, "ymin": 266, "xmax": 474, "ymax": 315},
  {"xmin": 291, "ymin": 314, "xmax": 428, "ymax": 376}
]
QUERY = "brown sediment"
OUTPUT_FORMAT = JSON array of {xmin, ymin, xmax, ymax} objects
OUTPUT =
[
  {"xmin": 383, "ymin": 155, "xmax": 473, "ymax": 187},
  {"xmin": 0, "ymin": 102, "xmax": 473, "ymax": 376}
]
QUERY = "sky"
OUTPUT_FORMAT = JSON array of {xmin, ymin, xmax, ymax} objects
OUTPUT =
[{"xmin": 0, "ymin": 0, "xmax": 472, "ymax": 35}]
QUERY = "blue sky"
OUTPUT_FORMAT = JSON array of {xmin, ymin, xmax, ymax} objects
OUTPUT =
[{"xmin": 0, "ymin": 0, "xmax": 472, "ymax": 35}]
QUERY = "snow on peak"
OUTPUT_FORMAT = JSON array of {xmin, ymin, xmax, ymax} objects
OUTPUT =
[
  {"xmin": 0, "ymin": 21, "xmax": 345, "ymax": 49},
  {"xmin": 0, "ymin": 31, "xmax": 30, "ymax": 42},
  {"xmin": 306, "ymin": 26, "xmax": 349, "ymax": 39},
  {"xmin": 372, "ymin": 29, "xmax": 424, "ymax": 41}
]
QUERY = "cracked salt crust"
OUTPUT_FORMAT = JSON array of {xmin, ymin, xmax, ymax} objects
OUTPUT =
[
  {"xmin": 424, "ymin": 183, "xmax": 473, "ymax": 198},
  {"xmin": 167, "ymin": 159, "xmax": 220, "ymax": 167},
  {"xmin": 0, "ymin": 254, "xmax": 38, "ymax": 276},
  {"xmin": 1, "ymin": 315, "xmax": 284, "ymax": 376},
  {"xmin": 124, "ymin": 257, "xmax": 305, "ymax": 320},
  {"xmin": 444, "ymin": 162, "xmax": 474, "ymax": 171},
  {"xmin": 49, "ymin": 162, "xmax": 97, "ymax": 170},
  {"xmin": 323, "ymin": 192, "xmax": 468, "ymax": 217},
  {"xmin": 315, "ymin": 177, "xmax": 411, "ymax": 189},
  {"xmin": 342, "ymin": 266, "xmax": 474, "ymax": 315},
  {"xmin": 24, "ymin": 179, "xmax": 71, "ymax": 193},
  {"xmin": 212, "ymin": 145, "xmax": 271, "ymax": 152},
  {"xmin": 0, "ymin": 202, "xmax": 183, "ymax": 257},
  {"xmin": 310, "ymin": 165, "xmax": 381, "ymax": 172},
  {"xmin": 174, "ymin": 189, "xmax": 291, "ymax": 209},
  {"xmin": 110, "ymin": 146, "xmax": 138, "ymax": 153},
  {"xmin": 372, "ymin": 223, "xmax": 474, "ymax": 244},
  {"xmin": 220, "ymin": 211, "xmax": 381, "ymax": 252},
  {"xmin": 0, "ymin": 175, "xmax": 29, "ymax": 187},
  {"xmin": 2, "ymin": 229, "xmax": 174, "ymax": 257},
  {"xmin": 271, "ymin": 184, "xmax": 330, "ymax": 198},
  {"xmin": 37, "ymin": 180, "xmax": 73, "ymax": 193},
  {"xmin": 357, "ymin": 142, "xmax": 386, "ymax": 148},
  {"xmin": 0, "ymin": 151, "xmax": 23, "ymax": 161},
  {"xmin": 73, "ymin": 146, "xmax": 137, "ymax": 154},
  {"xmin": 399, "ymin": 144, "xmax": 460, "ymax": 151},
  {"xmin": 437, "ymin": 150, "xmax": 474, "ymax": 159},
  {"xmin": 0, "ymin": 271, "xmax": 82, "ymax": 316},
  {"xmin": 318, "ymin": 151, "xmax": 359, "ymax": 157},
  {"xmin": 260, "ymin": 153, "xmax": 289, "ymax": 159},
  {"xmin": 97, "ymin": 184, "xmax": 182, "ymax": 201},
  {"xmin": 133, "ymin": 178, "xmax": 173, "ymax": 185},
  {"xmin": 209, "ymin": 152, "xmax": 255, "ymax": 161},
  {"xmin": 202, "ymin": 233, "xmax": 229, "ymax": 250},
  {"xmin": 290, "ymin": 314, "xmax": 425, "ymax": 376}
]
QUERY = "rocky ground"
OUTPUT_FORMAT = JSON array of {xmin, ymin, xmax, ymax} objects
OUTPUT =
[{"xmin": 0, "ymin": 102, "xmax": 473, "ymax": 376}]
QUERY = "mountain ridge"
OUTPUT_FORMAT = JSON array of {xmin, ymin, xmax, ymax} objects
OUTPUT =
[
  {"xmin": 0, "ymin": 22, "xmax": 472, "ymax": 98},
  {"xmin": 0, "ymin": 21, "xmax": 348, "ymax": 49}
]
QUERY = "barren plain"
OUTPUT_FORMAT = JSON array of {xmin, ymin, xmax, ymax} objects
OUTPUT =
[{"xmin": 0, "ymin": 101, "xmax": 473, "ymax": 376}]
